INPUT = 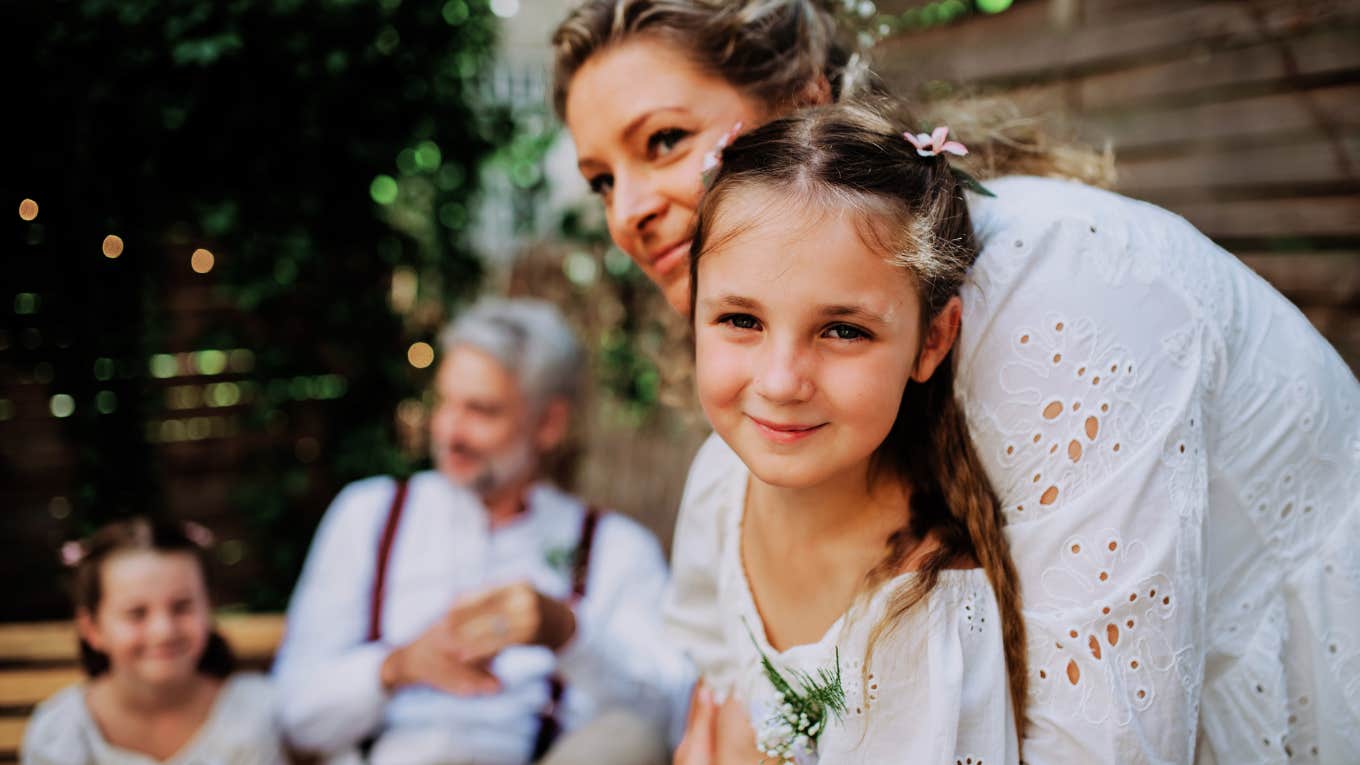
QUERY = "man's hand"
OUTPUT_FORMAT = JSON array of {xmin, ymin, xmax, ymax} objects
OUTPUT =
[
  {"xmin": 380, "ymin": 616, "xmax": 501, "ymax": 696},
  {"xmin": 443, "ymin": 581, "xmax": 577, "ymax": 664}
]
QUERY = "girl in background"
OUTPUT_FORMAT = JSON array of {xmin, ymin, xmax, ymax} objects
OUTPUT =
[
  {"xmin": 677, "ymin": 102, "xmax": 1023, "ymax": 764},
  {"xmin": 23, "ymin": 517, "xmax": 285, "ymax": 765}
]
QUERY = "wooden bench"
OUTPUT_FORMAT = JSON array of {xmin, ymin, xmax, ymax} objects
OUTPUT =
[{"xmin": 0, "ymin": 613, "xmax": 285, "ymax": 764}]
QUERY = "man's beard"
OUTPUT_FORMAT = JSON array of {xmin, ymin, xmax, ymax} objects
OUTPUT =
[{"xmin": 441, "ymin": 438, "xmax": 538, "ymax": 499}]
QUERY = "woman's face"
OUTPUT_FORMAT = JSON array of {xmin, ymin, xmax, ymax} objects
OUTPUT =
[{"xmin": 565, "ymin": 39, "xmax": 769, "ymax": 315}]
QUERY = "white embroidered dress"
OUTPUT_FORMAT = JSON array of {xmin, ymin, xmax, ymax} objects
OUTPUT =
[
  {"xmin": 667, "ymin": 177, "xmax": 1360, "ymax": 764},
  {"xmin": 706, "ymin": 466, "xmax": 1017, "ymax": 765}
]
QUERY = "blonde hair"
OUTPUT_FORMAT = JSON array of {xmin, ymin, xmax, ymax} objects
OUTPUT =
[
  {"xmin": 692, "ymin": 101, "xmax": 1028, "ymax": 743},
  {"xmin": 552, "ymin": 0, "xmax": 1112, "ymax": 185}
]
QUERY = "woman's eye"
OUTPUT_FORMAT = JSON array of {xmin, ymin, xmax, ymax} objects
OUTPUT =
[
  {"xmin": 825, "ymin": 323, "xmax": 868, "ymax": 341},
  {"xmin": 588, "ymin": 174, "xmax": 614, "ymax": 196},
  {"xmin": 719, "ymin": 313, "xmax": 760, "ymax": 331},
  {"xmin": 648, "ymin": 128, "xmax": 689, "ymax": 158}
]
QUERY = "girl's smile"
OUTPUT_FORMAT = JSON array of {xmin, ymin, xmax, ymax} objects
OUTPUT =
[{"xmin": 694, "ymin": 188, "xmax": 924, "ymax": 491}]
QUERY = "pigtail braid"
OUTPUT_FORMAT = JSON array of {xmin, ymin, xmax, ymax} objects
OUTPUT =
[{"xmin": 928, "ymin": 364, "xmax": 1028, "ymax": 741}]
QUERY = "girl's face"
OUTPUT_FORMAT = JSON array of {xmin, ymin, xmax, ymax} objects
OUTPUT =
[
  {"xmin": 565, "ymin": 39, "xmax": 768, "ymax": 315},
  {"xmin": 693, "ymin": 189, "xmax": 929, "ymax": 491},
  {"xmin": 78, "ymin": 551, "xmax": 212, "ymax": 687}
]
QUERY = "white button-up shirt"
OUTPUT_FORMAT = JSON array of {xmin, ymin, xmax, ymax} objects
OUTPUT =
[{"xmin": 274, "ymin": 471, "xmax": 692, "ymax": 764}]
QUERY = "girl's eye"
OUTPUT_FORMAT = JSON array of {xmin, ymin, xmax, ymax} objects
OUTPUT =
[
  {"xmin": 126, "ymin": 607, "xmax": 147, "ymax": 621},
  {"xmin": 588, "ymin": 173, "xmax": 614, "ymax": 196},
  {"xmin": 825, "ymin": 323, "xmax": 869, "ymax": 341},
  {"xmin": 718, "ymin": 313, "xmax": 761, "ymax": 331},
  {"xmin": 648, "ymin": 128, "xmax": 689, "ymax": 158}
]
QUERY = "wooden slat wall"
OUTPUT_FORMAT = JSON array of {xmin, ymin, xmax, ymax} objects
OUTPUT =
[{"xmin": 877, "ymin": 0, "xmax": 1360, "ymax": 369}]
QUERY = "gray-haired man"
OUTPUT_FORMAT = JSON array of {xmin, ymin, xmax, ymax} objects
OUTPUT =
[{"xmin": 275, "ymin": 299, "xmax": 688, "ymax": 765}]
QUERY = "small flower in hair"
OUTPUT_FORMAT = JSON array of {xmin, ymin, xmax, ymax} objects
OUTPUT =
[
  {"xmin": 700, "ymin": 121, "xmax": 744, "ymax": 190},
  {"xmin": 183, "ymin": 521, "xmax": 216, "ymax": 549},
  {"xmin": 61, "ymin": 540, "xmax": 86, "ymax": 568},
  {"xmin": 903, "ymin": 126, "xmax": 969, "ymax": 158}
]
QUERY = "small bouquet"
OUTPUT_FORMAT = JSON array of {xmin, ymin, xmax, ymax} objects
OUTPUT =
[{"xmin": 745, "ymin": 622, "xmax": 848, "ymax": 765}]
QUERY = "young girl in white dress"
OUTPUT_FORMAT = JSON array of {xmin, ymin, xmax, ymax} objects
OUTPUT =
[
  {"xmin": 22, "ymin": 517, "xmax": 285, "ymax": 765},
  {"xmin": 679, "ymin": 102, "xmax": 1026, "ymax": 764}
]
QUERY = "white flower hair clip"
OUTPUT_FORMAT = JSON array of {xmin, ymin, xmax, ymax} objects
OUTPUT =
[
  {"xmin": 903, "ymin": 126, "xmax": 969, "ymax": 157},
  {"xmin": 700, "ymin": 121, "xmax": 744, "ymax": 190},
  {"xmin": 61, "ymin": 540, "xmax": 86, "ymax": 568},
  {"xmin": 183, "ymin": 521, "xmax": 216, "ymax": 549}
]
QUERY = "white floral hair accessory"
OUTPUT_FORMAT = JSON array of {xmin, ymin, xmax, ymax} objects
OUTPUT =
[
  {"xmin": 700, "ymin": 121, "xmax": 744, "ymax": 190},
  {"xmin": 183, "ymin": 521, "xmax": 216, "ymax": 549},
  {"xmin": 60, "ymin": 540, "xmax": 86, "ymax": 568},
  {"xmin": 903, "ymin": 125, "xmax": 968, "ymax": 157}
]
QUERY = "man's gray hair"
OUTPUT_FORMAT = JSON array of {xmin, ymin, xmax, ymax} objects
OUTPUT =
[{"xmin": 438, "ymin": 298, "xmax": 586, "ymax": 411}]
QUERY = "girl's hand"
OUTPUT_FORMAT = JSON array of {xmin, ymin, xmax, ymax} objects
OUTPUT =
[{"xmin": 675, "ymin": 682, "xmax": 762, "ymax": 765}]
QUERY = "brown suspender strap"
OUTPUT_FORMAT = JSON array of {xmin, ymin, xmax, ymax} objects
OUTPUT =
[
  {"xmin": 570, "ymin": 506, "xmax": 601, "ymax": 603},
  {"xmin": 367, "ymin": 477, "xmax": 409, "ymax": 643},
  {"xmin": 532, "ymin": 505, "xmax": 603, "ymax": 761}
]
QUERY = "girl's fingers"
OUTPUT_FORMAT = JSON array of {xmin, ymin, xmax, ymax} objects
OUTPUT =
[
  {"xmin": 675, "ymin": 683, "xmax": 717, "ymax": 765},
  {"xmin": 714, "ymin": 692, "xmax": 760, "ymax": 764}
]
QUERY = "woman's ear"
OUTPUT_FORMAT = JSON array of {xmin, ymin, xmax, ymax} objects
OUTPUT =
[
  {"xmin": 912, "ymin": 296, "xmax": 962, "ymax": 383},
  {"xmin": 76, "ymin": 607, "xmax": 104, "ymax": 653},
  {"xmin": 796, "ymin": 74, "xmax": 833, "ymax": 108}
]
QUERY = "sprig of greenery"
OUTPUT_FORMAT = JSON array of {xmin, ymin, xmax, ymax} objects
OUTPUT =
[{"xmin": 743, "ymin": 620, "xmax": 847, "ymax": 763}]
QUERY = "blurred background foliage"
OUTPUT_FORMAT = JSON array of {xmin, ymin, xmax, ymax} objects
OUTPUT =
[{"xmin": 3, "ymin": 0, "xmax": 506, "ymax": 614}]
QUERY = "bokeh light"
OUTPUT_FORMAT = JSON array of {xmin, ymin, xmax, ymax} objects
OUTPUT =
[
  {"xmin": 407, "ymin": 341, "xmax": 435, "ymax": 369},
  {"xmin": 150, "ymin": 353, "xmax": 179, "ymax": 379},
  {"xmin": 49, "ymin": 394, "xmax": 75, "ymax": 418},
  {"xmin": 191, "ymin": 248, "xmax": 215, "ymax": 274},
  {"xmin": 95, "ymin": 390, "xmax": 118, "ymax": 414},
  {"xmin": 18, "ymin": 199, "xmax": 38, "ymax": 221},
  {"xmin": 102, "ymin": 235, "xmax": 124, "ymax": 259},
  {"xmin": 195, "ymin": 349, "xmax": 228, "ymax": 375},
  {"xmin": 370, "ymin": 175, "xmax": 399, "ymax": 205}
]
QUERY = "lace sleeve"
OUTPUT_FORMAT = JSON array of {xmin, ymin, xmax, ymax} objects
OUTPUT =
[{"xmin": 960, "ymin": 182, "xmax": 1207, "ymax": 762}]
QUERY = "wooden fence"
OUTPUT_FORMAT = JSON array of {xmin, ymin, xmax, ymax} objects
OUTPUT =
[{"xmin": 876, "ymin": 0, "xmax": 1360, "ymax": 367}]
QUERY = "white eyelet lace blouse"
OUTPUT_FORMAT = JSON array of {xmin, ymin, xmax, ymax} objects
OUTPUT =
[
  {"xmin": 712, "ymin": 467, "xmax": 1019, "ymax": 765},
  {"xmin": 666, "ymin": 176, "xmax": 1360, "ymax": 764}
]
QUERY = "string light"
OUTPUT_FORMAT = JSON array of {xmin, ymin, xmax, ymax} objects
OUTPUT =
[
  {"xmin": 50, "ymin": 394, "xmax": 75, "ymax": 418},
  {"xmin": 191, "ymin": 248, "xmax": 215, "ymax": 274},
  {"xmin": 18, "ymin": 199, "xmax": 38, "ymax": 221},
  {"xmin": 407, "ymin": 341, "xmax": 435, "ymax": 369},
  {"xmin": 102, "ymin": 235, "xmax": 124, "ymax": 259}
]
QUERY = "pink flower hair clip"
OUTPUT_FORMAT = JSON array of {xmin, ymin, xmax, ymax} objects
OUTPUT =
[
  {"xmin": 904, "ymin": 126, "xmax": 995, "ymax": 198},
  {"xmin": 61, "ymin": 540, "xmax": 86, "ymax": 568},
  {"xmin": 903, "ymin": 126, "xmax": 969, "ymax": 157},
  {"xmin": 183, "ymin": 521, "xmax": 216, "ymax": 549}
]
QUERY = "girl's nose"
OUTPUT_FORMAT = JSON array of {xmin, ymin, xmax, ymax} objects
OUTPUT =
[{"xmin": 754, "ymin": 339, "xmax": 814, "ymax": 404}]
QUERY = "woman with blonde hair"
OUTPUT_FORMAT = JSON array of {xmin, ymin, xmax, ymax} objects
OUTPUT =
[{"xmin": 553, "ymin": 1, "xmax": 1360, "ymax": 762}]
